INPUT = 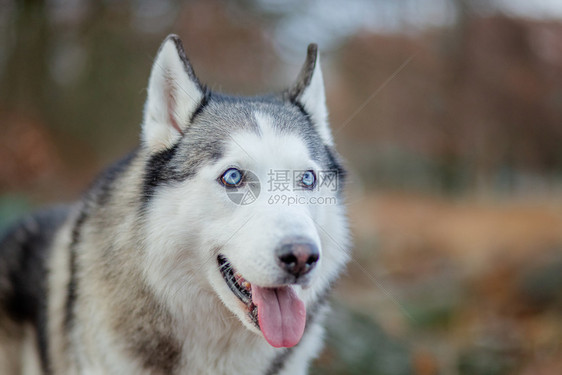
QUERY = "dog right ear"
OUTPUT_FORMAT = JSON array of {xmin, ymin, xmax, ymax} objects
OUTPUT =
[{"xmin": 142, "ymin": 35, "xmax": 205, "ymax": 152}]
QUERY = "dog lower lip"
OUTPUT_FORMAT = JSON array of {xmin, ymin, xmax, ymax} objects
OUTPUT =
[
  {"xmin": 217, "ymin": 255, "xmax": 259, "ymax": 327},
  {"xmin": 217, "ymin": 255, "xmax": 257, "ymax": 322}
]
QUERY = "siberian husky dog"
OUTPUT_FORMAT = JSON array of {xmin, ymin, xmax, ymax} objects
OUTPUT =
[{"xmin": 0, "ymin": 35, "xmax": 350, "ymax": 374}]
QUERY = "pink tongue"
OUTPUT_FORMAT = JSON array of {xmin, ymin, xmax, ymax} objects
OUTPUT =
[{"xmin": 251, "ymin": 285, "xmax": 306, "ymax": 348}]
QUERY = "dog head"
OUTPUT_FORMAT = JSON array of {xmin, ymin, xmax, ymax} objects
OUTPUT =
[{"xmin": 140, "ymin": 35, "xmax": 350, "ymax": 348}]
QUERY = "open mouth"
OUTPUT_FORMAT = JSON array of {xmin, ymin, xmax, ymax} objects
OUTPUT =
[
  {"xmin": 217, "ymin": 255, "xmax": 259, "ymax": 327},
  {"xmin": 217, "ymin": 254, "xmax": 307, "ymax": 348}
]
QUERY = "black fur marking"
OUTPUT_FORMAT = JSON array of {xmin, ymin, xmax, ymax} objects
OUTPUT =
[
  {"xmin": 96, "ymin": 150, "xmax": 138, "ymax": 206},
  {"xmin": 142, "ymin": 142, "xmax": 181, "ymax": 203},
  {"xmin": 290, "ymin": 100, "xmax": 313, "ymax": 127},
  {"xmin": 265, "ymin": 348, "xmax": 292, "ymax": 375},
  {"xmin": 0, "ymin": 206, "xmax": 70, "ymax": 374},
  {"xmin": 141, "ymin": 133, "xmax": 227, "ymax": 208},
  {"xmin": 189, "ymin": 89, "xmax": 210, "ymax": 124},
  {"xmin": 324, "ymin": 145, "xmax": 346, "ymax": 189},
  {"xmin": 65, "ymin": 151, "xmax": 137, "ymax": 334},
  {"xmin": 64, "ymin": 209, "xmax": 84, "ymax": 335},
  {"xmin": 137, "ymin": 335, "xmax": 181, "ymax": 374},
  {"xmin": 264, "ymin": 291, "xmax": 330, "ymax": 375},
  {"xmin": 167, "ymin": 34, "xmax": 204, "ymax": 91}
]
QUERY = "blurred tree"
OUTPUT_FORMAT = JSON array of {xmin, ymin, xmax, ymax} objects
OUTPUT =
[{"xmin": 1, "ymin": 0, "xmax": 52, "ymax": 115}]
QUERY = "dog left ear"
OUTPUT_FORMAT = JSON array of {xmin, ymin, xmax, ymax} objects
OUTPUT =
[
  {"xmin": 142, "ymin": 35, "xmax": 205, "ymax": 152},
  {"xmin": 289, "ymin": 44, "xmax": 333, "ymax": 146}
]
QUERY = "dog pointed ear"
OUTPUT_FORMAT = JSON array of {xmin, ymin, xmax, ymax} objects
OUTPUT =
[
  {"xmin": 142, "ymin": 35, "xmax": 205, "ymax": 152},
  {"xmin": 289, "ymin": 44, "xmax": 333, "ymax": 146}
]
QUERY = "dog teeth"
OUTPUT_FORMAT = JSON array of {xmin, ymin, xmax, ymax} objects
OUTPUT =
[
  {"xmin": 233, "ymin": 272, "xmax": 251, "ymax": 290},
  {"xmin": 234, "ymin": 273, "xmax": 243, "ymax": 284}
]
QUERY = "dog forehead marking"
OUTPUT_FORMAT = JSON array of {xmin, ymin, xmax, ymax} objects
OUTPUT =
[{"xmin": 233, "ymin": 111, "xmax": 312, "ymax": 165}]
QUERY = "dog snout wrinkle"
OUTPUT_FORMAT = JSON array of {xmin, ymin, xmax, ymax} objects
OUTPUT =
[{"xmin": 275, "ymin": 238, "xmax": 319, "ymax": 278}]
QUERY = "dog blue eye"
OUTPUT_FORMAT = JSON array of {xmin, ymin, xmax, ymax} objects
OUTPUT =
[
  {"xmin": 221, "ymin": 168, "xmax": 243, "ymax": 187},
  {"xmin": 301, "ymin": 170, "xmax": 316, "ymax": 188}
]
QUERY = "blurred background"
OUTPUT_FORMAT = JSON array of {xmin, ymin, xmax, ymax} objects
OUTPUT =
[{"xmin": 1, "ymin": 0, "xmax": 562, "ymax": 374}]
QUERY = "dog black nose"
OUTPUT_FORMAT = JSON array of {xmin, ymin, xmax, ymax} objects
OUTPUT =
[{"xmin": 275, "ymin": 239, "xmax": 319, "ymax": 278}]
